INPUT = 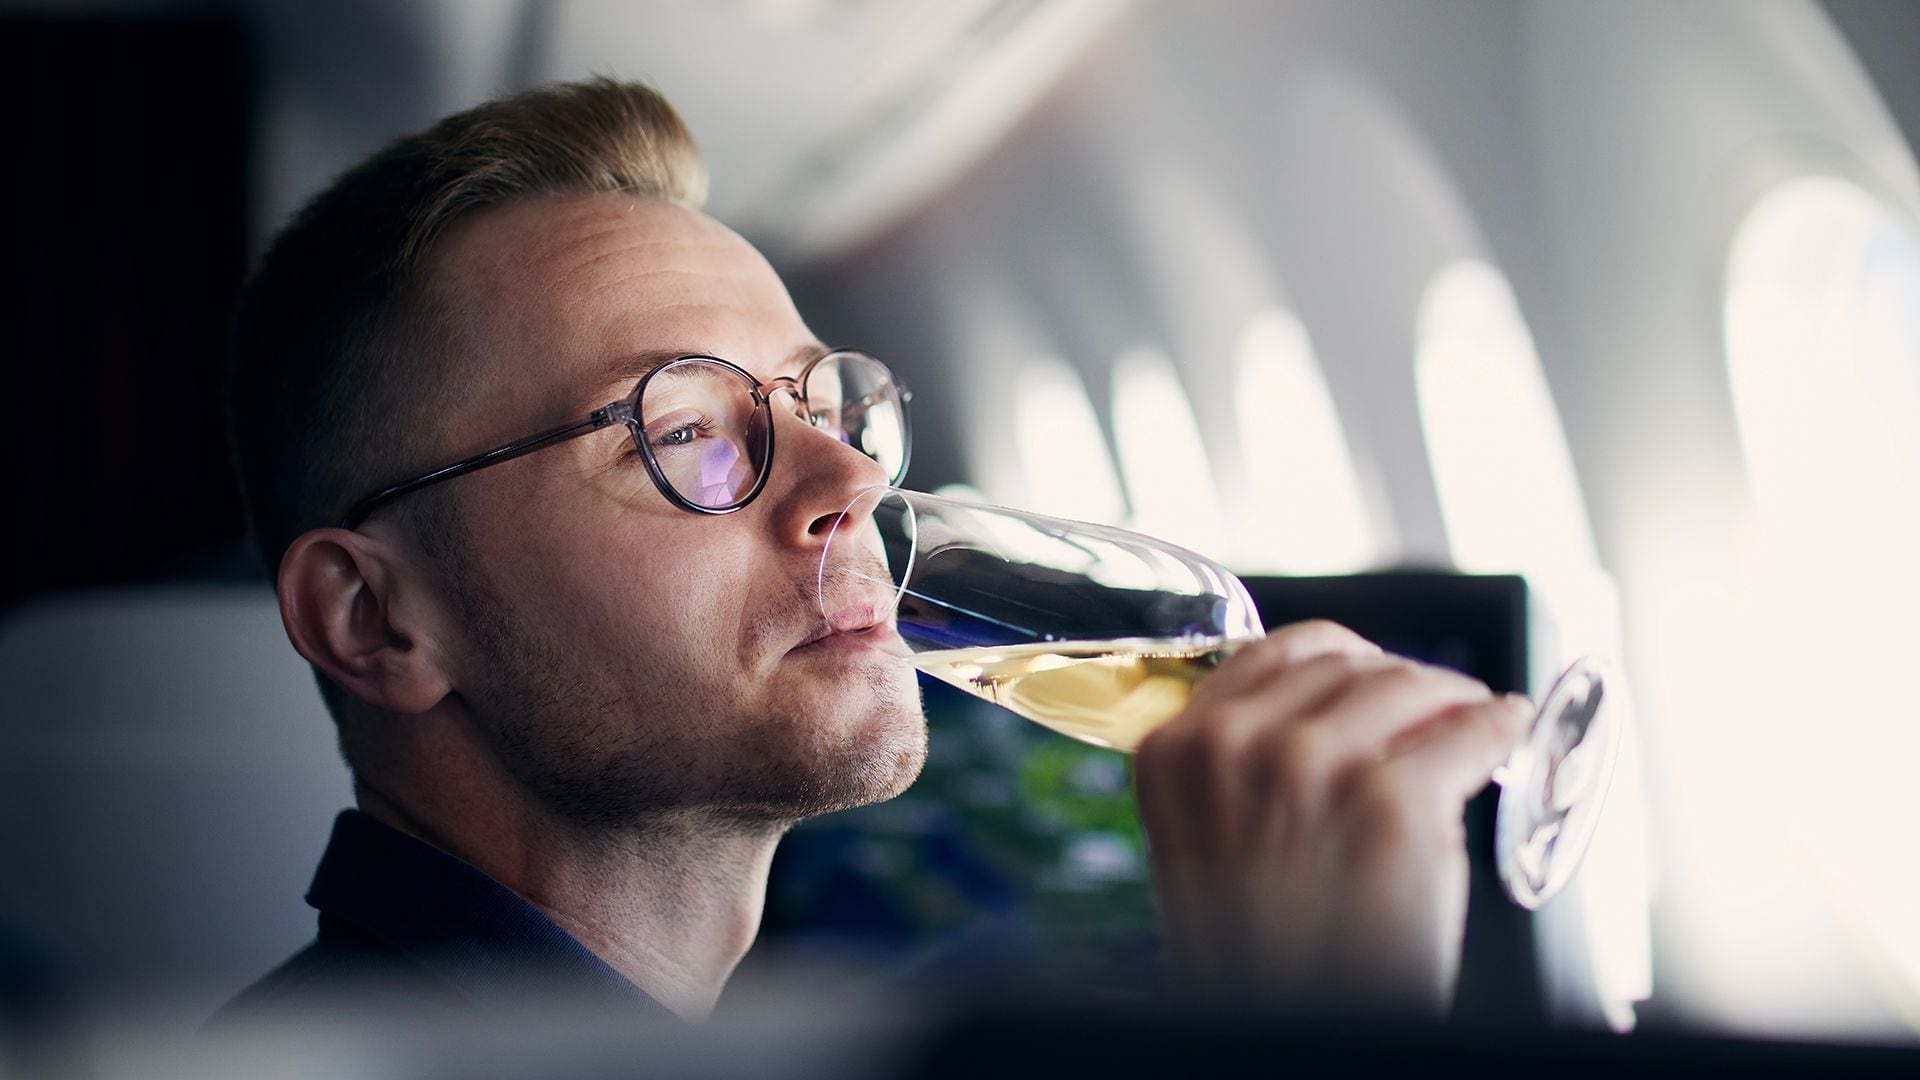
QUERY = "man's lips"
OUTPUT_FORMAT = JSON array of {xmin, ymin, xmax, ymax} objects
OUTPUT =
[{"xmin": 792, "ymin": 602, "xmax": 888, "ymax": 652}]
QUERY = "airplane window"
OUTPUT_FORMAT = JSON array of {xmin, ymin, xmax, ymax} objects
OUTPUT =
[
  {"xmin": 1013, "ymin": 354, "xmax": 1128, "ymax": 525},
  {"xmin": 1415, "ymin": 259, "xmax": 1599, "ymax": 582},
  {"xmin": 1414, "ymin": 259, "xmax": 1646, "ymax": 1029},
  {"xmin": 1231, "ymin": 307, "xmax": 1378, "ymax": 573},
  {"xmin": 1723, "ymin": 174, "xmax": 1920, "ymax": 1004},
  {"xmin": 1110, "ymin": 345, "xmax": 1225, "ymax": 555}
]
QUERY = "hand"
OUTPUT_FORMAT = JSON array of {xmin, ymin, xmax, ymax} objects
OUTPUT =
[{"xmin": 1133, "ymin": 620, "xmax": 1531, "ymax": 1017}]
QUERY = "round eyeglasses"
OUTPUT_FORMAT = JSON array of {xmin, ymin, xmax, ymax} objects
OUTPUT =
[{"xmin": 339, "ymin": 349, "xmax": 911, "ymax": 528}]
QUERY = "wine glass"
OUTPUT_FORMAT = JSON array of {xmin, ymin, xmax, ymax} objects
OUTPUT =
[{"xmin": 818, "ymin": 485, "xmax": 1620, "ymax": 909}]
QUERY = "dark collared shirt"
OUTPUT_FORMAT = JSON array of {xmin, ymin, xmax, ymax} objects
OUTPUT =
[{"xmin": 214, "ymin": 810, "xmax": 661, "ymax": 1023}]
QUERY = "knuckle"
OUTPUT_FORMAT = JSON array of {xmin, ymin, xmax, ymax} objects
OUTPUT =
[
  {"xmin": 1197, "ymin": 721, "xmax": 1249, "ymax": 777},
  {"xmin": 1267, "ymin": 722, "xmax": 1336, "ymax": 789},
  {"xmin": 1314, "ymin": 650, "xmax": 1370, "ymax": 681},
  {"xmin": 1420, "ymin": 659, "xmax": 1489, "ymax": 694},
  {"xmin": 1214, "ymin": 700, "xmax": 1270, "ymax": 738},
  {"xmin": 1289, "ymin": 618, "xmax": 1350, "ymax": 640},
  {"xmin": 1266, "ymin": 619, "xmax": 1373, "ymax": 660},
  {"xmin": 1437, "ymin": 665, "xmax": 1494, "ymax": 700},
  {"xmin": 1369, "ymin": 659, "xmax": 1429, "ymax": 693},
  {"xmin": 1369, "ymin": 658, "xmax": 1485, "ymax": 701}
]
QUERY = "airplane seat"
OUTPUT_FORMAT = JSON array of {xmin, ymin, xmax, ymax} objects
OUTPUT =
[{"xmin": 0, "ymin": 586, "xmax": 349, "ymax": 1023}]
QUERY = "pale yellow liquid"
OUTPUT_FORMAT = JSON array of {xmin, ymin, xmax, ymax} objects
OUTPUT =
[{"xmin": 912, "ymin": 637, "xmax": 1236, "ymax": 752}]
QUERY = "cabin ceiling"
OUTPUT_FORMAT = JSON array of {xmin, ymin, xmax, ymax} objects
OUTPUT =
[{"xmin": 517, "ymin": 0, "xmax": 1129, "ymax": 259}]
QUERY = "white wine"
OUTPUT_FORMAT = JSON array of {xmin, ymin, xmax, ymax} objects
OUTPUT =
[{"xmin": 912, "ymin": 637, "xmax": 1237, "ymax": 752}]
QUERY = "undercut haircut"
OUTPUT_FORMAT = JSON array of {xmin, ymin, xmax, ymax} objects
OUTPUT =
[{"xmin": 225, "ymin": 77, "xmax": 707, "ymax": 722}]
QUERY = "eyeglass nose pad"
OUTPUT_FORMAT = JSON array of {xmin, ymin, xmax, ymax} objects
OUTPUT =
[
  {"xmin": 761, "ymin": 374, "xmax": 803, "ymax": 405},
  {"xmin": 817, "ymin": 485, "xmax": 912, "ymax": 622},
  {"xmin": 760, "ymin": 386, "xmax": 808, "ymax": 432}
]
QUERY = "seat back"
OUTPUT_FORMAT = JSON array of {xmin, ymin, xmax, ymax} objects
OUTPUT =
[{"xmin": 0, "ymin": 586, "xmax": 349, "ymax": 1019}]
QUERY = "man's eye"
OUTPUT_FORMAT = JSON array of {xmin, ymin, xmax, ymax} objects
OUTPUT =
[{"xmin": 651, "ymin": 417, "xmax": 713, "ymax": 448}]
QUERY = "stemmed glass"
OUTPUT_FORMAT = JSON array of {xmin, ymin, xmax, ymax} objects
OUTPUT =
[{"xmin": 818, "ymin": 486, "xmax": 1620, "ymax": 910}]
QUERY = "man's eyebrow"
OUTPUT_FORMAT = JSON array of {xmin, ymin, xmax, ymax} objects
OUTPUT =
[
  {"xmin": 593, "ymin": 342, "xmax": 835, "ymax": 398},
  {"xmin": 777, "ymin": 341, "xmax": 834, "ymax": 377},
  {"xmin": 593, "ymin": 348, "xmax": 689, "ymax": 396}
]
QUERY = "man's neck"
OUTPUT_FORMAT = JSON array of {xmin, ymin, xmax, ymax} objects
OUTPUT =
[{"xmin": 358, "ymin": 781, "xmax": 783, "ymax": 1020}]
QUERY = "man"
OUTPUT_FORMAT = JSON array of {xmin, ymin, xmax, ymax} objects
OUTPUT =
[{"xmin": 220, "ymin": 78, "xmax": 1527, "ymax": 1023}]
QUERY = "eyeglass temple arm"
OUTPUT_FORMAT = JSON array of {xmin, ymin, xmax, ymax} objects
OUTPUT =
[{"xmin": 338, "ymin": 407, "xmax": 623, "ymax": 529}]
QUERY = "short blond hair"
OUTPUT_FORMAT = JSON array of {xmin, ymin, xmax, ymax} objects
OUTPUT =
[{"xmin": 226, "ymin": 78, "xmax": 707, "ymax": 574}]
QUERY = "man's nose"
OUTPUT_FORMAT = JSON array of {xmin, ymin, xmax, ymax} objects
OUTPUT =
[{"xmin": 766, "ymin": 406, "xmax": 892, "ymax": 549}]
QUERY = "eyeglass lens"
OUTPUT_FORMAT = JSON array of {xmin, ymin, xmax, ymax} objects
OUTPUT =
[
  {"xmin": 636, "ymin": 353, "xmax": 906, "ymax": 510},
  {"xmin": 804, "ymin": 353, "xmax": 907, "ymax": 480}
]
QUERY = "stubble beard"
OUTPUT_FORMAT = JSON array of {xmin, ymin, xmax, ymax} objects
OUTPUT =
[{"xmin": 445, "ymin": 554, "xmax": 928, "ymax": 836}]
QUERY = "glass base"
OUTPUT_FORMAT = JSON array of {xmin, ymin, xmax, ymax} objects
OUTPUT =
[{"xmin": 1495, "ymin": 656, "xmax": 1623, "ymax": 910}]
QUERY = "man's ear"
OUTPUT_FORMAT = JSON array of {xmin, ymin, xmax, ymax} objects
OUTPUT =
[{"xmin": 277, "ymin": 527, "xmax": 454, "ymax": 716}]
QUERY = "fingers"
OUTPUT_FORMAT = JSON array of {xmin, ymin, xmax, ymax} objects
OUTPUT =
[
  {"xmin": 1188, "ymin": 620, "xmax": 1381, "ymax": 713},
  {"xmin": 1299, "ymin": 660, "xmax": 1494, "ymax": 761},
  {"xmin": 1204, "ymin": 650, "xmax": 1404, "ymax": 752},
  {"xmin": 1142, "ymin": 621, "xmax": 1389, "ymax": 798},
  {"xmin": 1136, "ymin": 620, "xmax": 1524, "ymax": 1017},
  {"xmin": 1382, "ymin": 694, "xmax": 1533, "ymax": 805},
  {"xmin": 1140, "ymin": 618, "xmax": 1511, "ymax": 822},
  {"xmin": 1176, "ymin": 627, "xmax": 1494, "ymax": 769}
]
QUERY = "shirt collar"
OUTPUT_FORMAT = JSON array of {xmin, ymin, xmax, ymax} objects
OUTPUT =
[{"xmin": 307, "ymin": 809, "xmax": 662, "ymax": 1015}]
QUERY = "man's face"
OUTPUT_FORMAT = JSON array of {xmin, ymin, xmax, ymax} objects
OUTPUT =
[{"xmin": 412, "ymin": 193, "xmax": 926, "ymax": 828}]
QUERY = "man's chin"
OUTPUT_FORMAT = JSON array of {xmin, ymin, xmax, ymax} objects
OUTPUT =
[
  {"xmin": 865, "ymin": 721, "xmax": 930, "ymax": 804},
  {"xmin": 709, "ymin": 700, "xmax": 927, "ymax": 826},
  {"xmin": 806, "ymin": 707, "xmax": 929, "ymax": 815}
]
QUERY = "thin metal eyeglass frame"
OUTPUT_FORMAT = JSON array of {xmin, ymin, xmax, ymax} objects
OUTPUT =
[{"xmin": 337, "ymin": 349, "xmax": 912, "ymax": 528}]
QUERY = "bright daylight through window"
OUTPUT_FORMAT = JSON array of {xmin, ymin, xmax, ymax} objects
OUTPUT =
[
  {"xmin": 1724, "ymin": 174, "xmax": 1920, "ymax": 1010},
  {"xmin": 1013, "ymin": 354, "xmax": 1127, "ymax": 525},
  {"xmin": 1110, "ymin": 345, "xmax": 1224, "ymax": 556},
  {"xmin": 1414, "ymin": 258, "xmax": 1647, "ymax": 1030},
  {"xmin": 1232, "ymin": 307, "xmax": 1376, "ymax": 573},
  {"xmin": 1415, "ymin": 260, "xmax": 1598, "ymax": 583}
]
